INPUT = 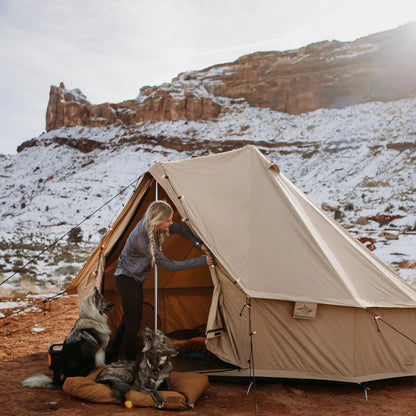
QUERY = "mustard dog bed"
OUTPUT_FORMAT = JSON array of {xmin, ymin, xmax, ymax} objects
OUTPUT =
[{"xmin": 63, "ymin": 368, "xmax": 209, "ymax": 410}]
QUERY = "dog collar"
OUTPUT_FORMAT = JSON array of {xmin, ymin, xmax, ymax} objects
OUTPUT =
[{"xmin": 147, "ymin": 360, "xmax": 160, "ymax": 374}]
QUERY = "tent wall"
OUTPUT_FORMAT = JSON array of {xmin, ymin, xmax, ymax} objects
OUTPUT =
[{"xmin": 207, "ymin": 266, "xmax": 416, "ymax": 382}]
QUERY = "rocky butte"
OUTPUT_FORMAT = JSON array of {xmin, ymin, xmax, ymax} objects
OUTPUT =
[{"xmin": 45, "ymin": 22, "xmax": 416, "ymax": 131}]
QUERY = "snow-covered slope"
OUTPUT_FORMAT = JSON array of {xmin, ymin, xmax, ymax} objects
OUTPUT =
[{"xmin": 0, "ymin": 98, "xmax": 415, "ymax": 294}]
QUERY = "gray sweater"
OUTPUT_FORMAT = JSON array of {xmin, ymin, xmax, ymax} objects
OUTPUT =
[{"xmin": 114, "ymin": 219, "xmax": 207, "ymax": 284}]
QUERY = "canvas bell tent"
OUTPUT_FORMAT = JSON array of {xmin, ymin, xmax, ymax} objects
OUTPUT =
[{"xmin": 68, "ymin": 145, "xmax": 416, "ymax": 383}]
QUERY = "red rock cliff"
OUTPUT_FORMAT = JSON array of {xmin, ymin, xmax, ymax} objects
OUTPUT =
[
  {"xmin": 46, "ymin": 23, "xmax": 416, "ymax": 131},
  {"xmin": 46, "ymin": 82, "xmax": 222, "ymax": 131},
  {"xmin": 180, "ymin": 22, "xmax": 416, "ymax": 114}
]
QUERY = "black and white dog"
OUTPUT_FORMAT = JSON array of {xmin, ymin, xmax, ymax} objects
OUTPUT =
[
  {"xmin": 96, "ymin": 327, "xmax": 191, "ymax": 408},
  {"xmin": 21, "ymin": 287, "xmax": 114, "ymax": 389}
]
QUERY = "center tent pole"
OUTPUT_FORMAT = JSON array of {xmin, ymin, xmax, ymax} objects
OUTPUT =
[{"xmin": 154, "ymin": 181, "xmax": 159, "ymax": 332}]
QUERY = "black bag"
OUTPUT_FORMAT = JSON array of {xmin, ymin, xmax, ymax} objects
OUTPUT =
[{"xmin": 48, "ymin": 343, "xmax": 63, "ymax": 369}]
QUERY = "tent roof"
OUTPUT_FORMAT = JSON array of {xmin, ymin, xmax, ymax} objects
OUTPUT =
[{"xmin": 149, "ymin": 145, "xmax": 416, "ymax": 308}]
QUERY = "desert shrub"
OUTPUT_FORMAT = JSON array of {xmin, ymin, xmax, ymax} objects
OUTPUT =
[
  {"xmin": 53, "ymin": 250, "xmax": 74, "ymax": 264},
  {"xmin": 55, "ymin": 265, "xmax": 80, "ymax": 276},
  {"xmin": 18, "ymin": 276, "xmax": 41, "ymax": 294},
  {"xmin": 68, "ymin": 227, "xmax": 83, "ymax": 245},
  {"xmin": 344, "ymin": 202, "xmax": 354, "ymax": 211},
  {"xmin": 12, "ymin": 259, "xmax": 24, "ymax": 272}
]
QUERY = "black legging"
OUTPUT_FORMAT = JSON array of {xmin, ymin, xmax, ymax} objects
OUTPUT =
[{"xmin": 110, "ymin": 274, "xmax": 143, "ymax": 361}]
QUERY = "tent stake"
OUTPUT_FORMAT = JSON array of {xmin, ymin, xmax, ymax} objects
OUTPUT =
[{"xmin": 363, "ymin": 386, "xmax": 370, "ymax": 400}]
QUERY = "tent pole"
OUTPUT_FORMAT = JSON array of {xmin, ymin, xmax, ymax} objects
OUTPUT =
[
  {"xmin": 247, "ymin": 298, "xmax": 258, "ymax": 416},
  {"xmin": 154, "ymin": 181, "xmax": 159, "ymax": 332}
]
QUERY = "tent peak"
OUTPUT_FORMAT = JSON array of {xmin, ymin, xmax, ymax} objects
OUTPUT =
[{"xmin": 152, "ymin": 145, "xmax": 280, "ymax": 174}]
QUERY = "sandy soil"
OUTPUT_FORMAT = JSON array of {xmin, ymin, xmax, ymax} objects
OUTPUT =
[{"xmin": 1, "ymin": 295, "xmax": 416, "ymax": 416}]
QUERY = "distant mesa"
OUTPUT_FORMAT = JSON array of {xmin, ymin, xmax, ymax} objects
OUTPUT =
[
  {"xmin": 46, "ymin": 22, "xmax": 416, "ymax": 132},
  {"xmin": 45, "ymin": 81, "xmax": 222, "ymax": 132}
]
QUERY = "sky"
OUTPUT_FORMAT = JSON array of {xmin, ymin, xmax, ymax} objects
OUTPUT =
[{"xmin": 0, "ymin": 0, "xmax": 415, "ymax": 155}]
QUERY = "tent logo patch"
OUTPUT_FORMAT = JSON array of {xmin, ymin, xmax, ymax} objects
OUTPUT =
[{"xmin": 293, "ymin": 302, "xmax": 318, "ymax": 320}]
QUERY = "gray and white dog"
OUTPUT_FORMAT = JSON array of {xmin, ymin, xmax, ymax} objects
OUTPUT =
[
  {"xmin": 96, "ymin": 327, "xmax": 192, "ymax": 408},
  {"xmin": 22, "ymin": 287, "xmax": 114, "ymax": 389}
]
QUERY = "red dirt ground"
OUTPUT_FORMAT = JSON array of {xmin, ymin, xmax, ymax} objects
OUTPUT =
[{"xmin": 1, "ymin": 295, "xmax": 416, "ymax": 416}]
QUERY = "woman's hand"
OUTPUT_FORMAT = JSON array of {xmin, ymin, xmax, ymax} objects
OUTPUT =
[
  {"xmin": 201, "ymin": 244, "xmax": 215, "ymax": 266},
  {"xmin": 206, "ymin": 253, "xmax": 215, "ymax": 266}
]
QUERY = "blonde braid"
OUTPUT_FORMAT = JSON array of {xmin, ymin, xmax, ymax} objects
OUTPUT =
[
  {"xmin": 146, "ymin": 222, "xmax": 157, "ymax": 267},
  {"xmin": 144, "ymin": 201, "xmax": 173, "ymax": 267},
  {"xmin": 158, "ymin": 228, "xmax": 169, "ymax": 249}
]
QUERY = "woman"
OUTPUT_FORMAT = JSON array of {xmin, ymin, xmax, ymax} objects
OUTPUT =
[{"xmin": 107, "ymin": 200, "xmax": 213, "ymax": 362}]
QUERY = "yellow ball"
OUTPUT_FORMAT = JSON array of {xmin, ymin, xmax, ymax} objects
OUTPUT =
[{"xmin": 124, "ymin": 400, "xmax": 133, "ymax": 409}]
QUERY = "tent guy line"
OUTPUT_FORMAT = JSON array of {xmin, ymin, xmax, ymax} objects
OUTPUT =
[
  {"xmin": 0, "ymin": 172, "xmax": 146, "ymax": 288},
  {"xmin": 0, "ymin": 291, "xmax": 66, "ymax": 322},
  {"xmin": 0, "ymin": 172, "xmax": 148, "ymax": 324},
  {"xmin": 4, "ymin": 304, "xmax": 79, "ymax": 337},
  {"xmin": 365, "ymin": 309, "xmax": 416, "ymax": 346}
]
